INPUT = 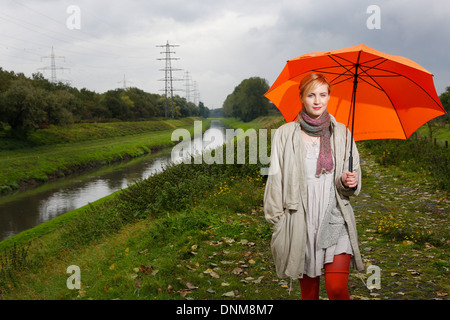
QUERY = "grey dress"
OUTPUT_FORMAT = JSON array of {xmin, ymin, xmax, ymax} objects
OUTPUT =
[{"xmin": 303, "ymin": 139, "xmax": 353, "ymax": 278}]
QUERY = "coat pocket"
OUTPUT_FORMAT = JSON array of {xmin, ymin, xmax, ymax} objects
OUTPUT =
[
  {"xmin": 270, "ymin": 213, "xmax": 288, "ymax": 271},
  {"xmin": 318, "ymin": 208, "xmax": 346, "ymax": 249}
]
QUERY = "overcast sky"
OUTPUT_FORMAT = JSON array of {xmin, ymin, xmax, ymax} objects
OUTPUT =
[{"xmin": 1, "ymin": 0, "xmax": 449, "ymax": 110}]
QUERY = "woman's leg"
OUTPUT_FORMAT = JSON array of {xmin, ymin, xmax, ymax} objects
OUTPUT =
[
  {"xmin": 324, "ymin": 254, "xmax": 351, "ymax": 300},
  {"xmin": 299, "ymin": 275, "xmax": 320, "ymax": 300}
]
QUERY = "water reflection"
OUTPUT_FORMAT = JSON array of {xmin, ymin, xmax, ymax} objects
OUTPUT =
[{"xmin": 0, "ymin": 120, "xmax": 226, "ymax": 241}]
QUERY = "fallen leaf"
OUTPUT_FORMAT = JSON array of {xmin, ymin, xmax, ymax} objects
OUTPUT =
[
  {"xmin": 253, "ymin": 276, "xmax": 264, "ymax": 284},
  {"xmin": 186, "ymin": 282, "xmax": 198, "ymax": 290},
  {"xmin": 232, "ymin": 267, "xmax": 243, "ymax": 275},
  {"xmin": 248, "ymin": 259, "xmax": 256, "ymax": 264},
  {"xmin": 204, "ymin": 268, "xmax": 220, "ymax": 278},
  {"xmin": 407, "ymin": 270, "xmax": 421, "ymax": 276},
  {"xmin": 222, "ymin": 237, "xmax": 235, "ymax": 244},
  {"xmin": 139, "ymin": 264, "xmax": 152, "ymax": 275},
  {"xmin": 180, "ymin": 290, "xmax": 188, "ymax": 298},
  {"xmin": 222, "ymin": 291, "xmax": 235, "ymax": 297}
]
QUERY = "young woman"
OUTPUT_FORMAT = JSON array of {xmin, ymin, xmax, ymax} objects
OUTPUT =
[{"xmin": 264, "ymin": 73, "xmax": 364, "ymax": 300}]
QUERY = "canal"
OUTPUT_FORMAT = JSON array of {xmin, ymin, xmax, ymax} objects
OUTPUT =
[{"xmin": 0, "ymin": 120, "xmax": 227, "ymax": 241}]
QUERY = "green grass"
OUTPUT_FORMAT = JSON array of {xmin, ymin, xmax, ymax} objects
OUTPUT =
[
  {"xmin": 0, "ymin": 117, "xmax": 210, "ymax": 194},
  {"xmin": 416, "ymin": 123, "xmax": 450, "ymax": 145},
  {"xmin": 0, "ymin": 115, "xmax": 448, "ymax": 300},
  {"xmin": 218, "ymin": 116, "xmax": 285, "ymax": 132},
  {"xmin": 0, "ymin": 118, "xmax": 198, "ymax": 150}
]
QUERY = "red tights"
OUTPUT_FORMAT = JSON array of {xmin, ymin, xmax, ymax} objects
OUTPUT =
[{"xmin": 299, "ymin": 254, "xmax": 351, "ymax": 300}]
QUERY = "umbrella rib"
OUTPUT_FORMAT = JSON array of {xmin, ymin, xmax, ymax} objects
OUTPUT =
[
  {"xmin": 361, "ymin": 66, "xmax": 444, "ymax": 110},
  {"xmin": 356, "ymin": 74, "xmax": 385, "ymax": 91},
  {"xmin": 327, "ymin": 55, "xmax": 356, "ymax": 84},
  {"xmin": 363, "ymin": 73, "xmax": 408, "ymax": 138}
]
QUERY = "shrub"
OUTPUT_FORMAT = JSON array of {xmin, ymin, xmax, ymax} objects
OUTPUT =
[{"xmin": 359, "ymin": 138, "xmax": 450, "ymax": 192}]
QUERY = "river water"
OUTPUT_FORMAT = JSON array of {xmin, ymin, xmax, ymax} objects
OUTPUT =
[{"xmin": 0, "ymin": 120, "xmax": 227, "ymax": 241}]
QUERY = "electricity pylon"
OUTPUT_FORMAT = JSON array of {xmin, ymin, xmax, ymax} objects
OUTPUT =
[
  {"xmin": 118, "ymin": 74, "xmax": 133, "ymax": 89},
  {"xmin": 184, "ymin": 71, "xmax": 192, "ymax": 103},
  {"xmin": 39, "ymin": 46, "xmax": 69, "ymax": 83},
  {"xmin": 157, "ymin": 41, "xmax": 182, "ymax": 118},
  {"xmin": 193, "ymin": 80, "xmax": 200, "ymax": 106}
]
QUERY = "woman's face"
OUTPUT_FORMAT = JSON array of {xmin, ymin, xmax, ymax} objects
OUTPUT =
[{"xmin": 301, "ymin": 84, "xmax": 330, "ymax": 119}]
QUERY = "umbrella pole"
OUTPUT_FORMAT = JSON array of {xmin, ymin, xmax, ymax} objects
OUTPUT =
[{"xmin": 349, "ymin": 62, "xmax": 360, "ymax": 173}]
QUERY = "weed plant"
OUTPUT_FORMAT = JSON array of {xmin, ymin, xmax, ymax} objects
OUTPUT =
[
  {"xmin": 0, "ymin": 243, "xmax": 30, "ymax": 288},
  {"xmin": 359, "ymin": 137, "xmax": 450, "ymax": 192}
]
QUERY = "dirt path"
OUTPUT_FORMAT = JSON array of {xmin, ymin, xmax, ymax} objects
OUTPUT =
[{"xmin": 347, "ymin": 152, "xmax": 449, "ymax": 300}]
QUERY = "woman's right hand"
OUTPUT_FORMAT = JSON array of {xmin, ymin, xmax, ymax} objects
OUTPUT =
[{"xmin": 341, "ymin": 171, "xmax": 358, "ymax": 188}]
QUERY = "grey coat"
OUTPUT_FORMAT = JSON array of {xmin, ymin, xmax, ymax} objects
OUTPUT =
[{"xmin": 264, "ymin": 116, "xmax": 364, "ymax": 279}]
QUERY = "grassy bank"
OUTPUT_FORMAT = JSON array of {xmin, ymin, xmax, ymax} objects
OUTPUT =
[
  {"xmin": 0, "ymin": 116, "xmax": 448, "ymax": 300},
  {"xmin": 0, "ymin": 117, "xmax": 210, "ymax": 194}
]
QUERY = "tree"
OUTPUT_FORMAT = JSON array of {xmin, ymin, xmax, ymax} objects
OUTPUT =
[
  {"xmin": 439, "ymin": 86, "xmax": 450, "ymax": 124},
  {"xmin": 1, "ymin": 78, "xmax": 48, "ymax": 137},
  {"xmin": 46, "ymin": 90, "xmax": 78, "ymax": 126},
  {"xmin": 101, "ymin": 89, "xmax": 133, "ymax": 120},
  {"xmin": 222, "ymin": 77, "xmax": 270, "ymax": 122},
  {"xmin": 222, "ymin": 93, "xmax": 234, "ymax": 118},
  {"xmin": 126, "ymin": 87, "xmax": 160, "ymax": 119},
  {"xmin": 198, "ymin": 101, "xmax": 210, "ymax": 118}
]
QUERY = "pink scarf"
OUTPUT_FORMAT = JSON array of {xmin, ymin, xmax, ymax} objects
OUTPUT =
[{"xmin": 298, "ymin": 109, "xmax": 334, "ymax": 177}]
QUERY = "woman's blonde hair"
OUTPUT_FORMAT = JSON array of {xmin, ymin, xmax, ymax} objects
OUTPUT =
[{"xmin": 299, "ymin": 73, "xmax": 331, "ymax": 102}]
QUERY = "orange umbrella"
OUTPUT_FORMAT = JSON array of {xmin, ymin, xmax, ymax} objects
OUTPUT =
[{"xmin": 264, "ymin": 44, "xmax": 446, "ymax": 170}]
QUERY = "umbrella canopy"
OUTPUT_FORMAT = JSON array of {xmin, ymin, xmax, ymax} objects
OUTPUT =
[{"xmin": 264, "ymin": 44, "xmax": 446, "ymax": 142}]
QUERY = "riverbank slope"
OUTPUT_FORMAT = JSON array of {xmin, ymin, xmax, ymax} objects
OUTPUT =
[{"xmin": 0, "ymin": 117, "xmax": 210, "ymax": 194}]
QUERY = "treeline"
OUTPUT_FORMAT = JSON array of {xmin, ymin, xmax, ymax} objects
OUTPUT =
[
  {"xmin": 222, "ymin": 77, "xmax": 278, "ymax": 122},
  {"xmin": 0, "ymin": 68, "xmax": 209, "ymax": 137}
]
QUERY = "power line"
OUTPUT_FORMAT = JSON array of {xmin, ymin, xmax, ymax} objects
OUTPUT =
[{"xmin": 0, "ymin": 10, "xmax": 149, "ymax": 61}]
